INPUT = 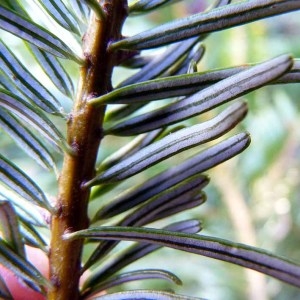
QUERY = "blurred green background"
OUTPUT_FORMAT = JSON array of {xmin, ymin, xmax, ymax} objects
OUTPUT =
[{"xmin": 1, "ymin": 0, "xmax": 300, "ymax": 299}]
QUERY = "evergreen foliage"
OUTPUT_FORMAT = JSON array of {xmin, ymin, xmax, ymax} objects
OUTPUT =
[{"xmin": 0, "ymin": 0, "xmax": 300, "ymax": 298}]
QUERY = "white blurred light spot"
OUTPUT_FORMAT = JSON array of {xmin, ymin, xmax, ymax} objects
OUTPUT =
[{"xmin": 274, "ymin": 198, "xmax": 290, "ymax": 215}]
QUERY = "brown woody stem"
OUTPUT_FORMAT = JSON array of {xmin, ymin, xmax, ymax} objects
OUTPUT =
[{"xmin": 48, "ymin": 1, "xmax": 128, "ymax": 299}]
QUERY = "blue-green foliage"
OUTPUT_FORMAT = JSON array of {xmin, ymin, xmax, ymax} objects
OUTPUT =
[{"xmin": 0, "ymin": 0, "xmax": 300, "ymax": 298}]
